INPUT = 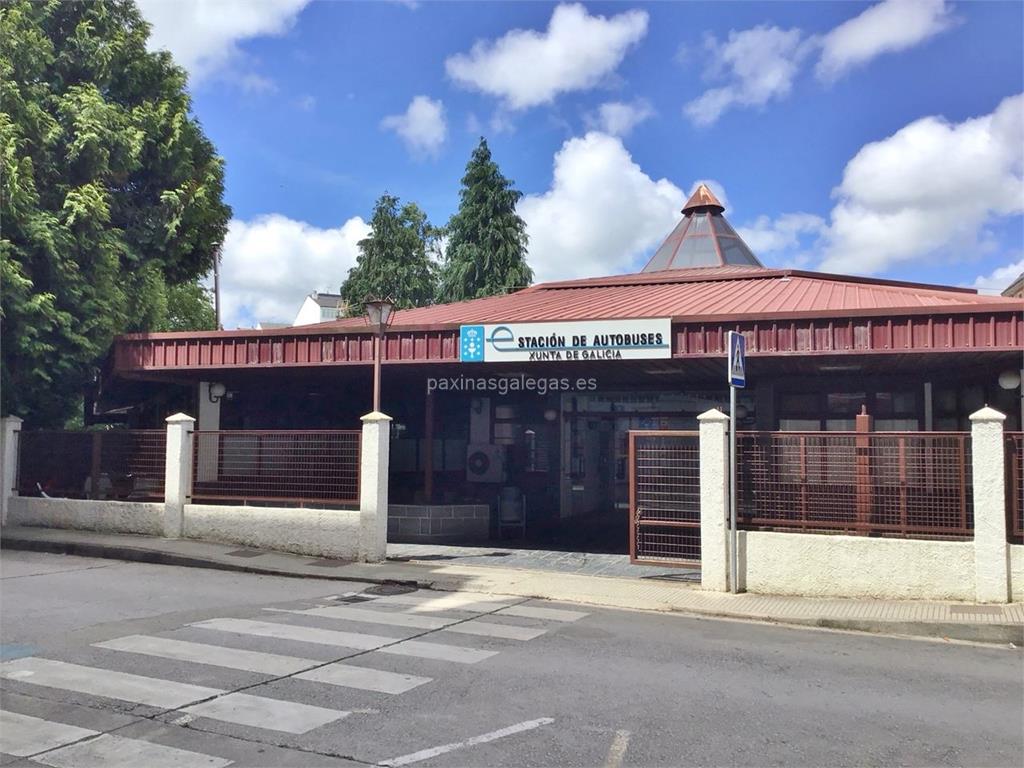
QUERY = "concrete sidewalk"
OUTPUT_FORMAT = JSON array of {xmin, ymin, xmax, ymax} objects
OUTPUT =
[{"xmin": 3, "ymin": 525, "xmax": 1021, "ymax": 645}]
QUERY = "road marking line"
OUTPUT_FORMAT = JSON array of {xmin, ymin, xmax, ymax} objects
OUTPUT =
[
  {"xmin": 371, "ymin": 592, "xmax": 515, "ymax": 613},
  {"xmin": 378, "ymin": 717, "xmax": 555, "ymax": 767},
  {"xmin": 268, "ymin": 606, "xmax": 454, "ymax": 630},
  {"xmin": 296, "ymin": 663, "xmax": 432, "ymax": 694},
  {"xmin": 604, "ymin": 729, "xmax": 631, "ymax": 768},
  {"xmin": 34, "ymin": 733, "xmax": 231, "ymax": 768},
  {"xmin": 496, "ymin": 605, "xmax": 588, "ymax": 622},
  {"xmin": 0, "ymin": 710, "xmax": 98, "ymax": 757},
  {"xmin": 192, "ymin": 617, "xmax": 496, "ymax": 664},
  {"xmin": 94, "ymin": 635, "xmax": 316, "ymax": 676},
  {"xmin": 0, "ymin": 657, "xmax": 220, "ymax": 709},
  {"xmin": 182, "ymin": 692, "xmax": 348, "ymax": 734}
]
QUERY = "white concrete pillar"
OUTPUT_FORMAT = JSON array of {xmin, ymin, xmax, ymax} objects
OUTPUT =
[
  {"xmin": 698, "ymin": 408, "xmax": 730, "ymax": 592},
  {"xmin": 358, "ymin": 411, "xmax": 392, "ymax": 562},
  {"xmin": 164, "ymin": 412, "xmax": 196, "ymax": 539},
  {"xmin": 970, "ymin": 406, "xmax": 1009, "ymax": 603},
  {"xmin": 196, "ymin": 382, "xmax": 222, "ymax": 482},
  {"xmin": 1, "ymin": 416, "xmax": 24, "ymax": 526}
]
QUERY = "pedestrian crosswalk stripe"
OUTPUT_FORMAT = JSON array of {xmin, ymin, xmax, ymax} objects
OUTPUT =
[
  {"xmin": 32, "ymin": 733, "xmax": 232, "ymax": 768},
  {"xmin": 182, "ymin": 692, "xmax": 348, "ymax": 734},
  {"xmin": 496, "ymin": 605, "xmax": 588, "ymax": 622},
  {"xmin": 374, "ymin": 638, "xmax": 495, "ymax": 664},
  {"xmin": 296, "ymin": 663, "xmax": 432, "ymax": 694},
  {"xmin": 191, "ymin": 618, "xmax": 496, "ymax": 664},
  {"xmin": 0, "ymin": 710, "xmax": 98, "ymax": 757},
  {"xmin": 441, "ymin": 620, "xmax": 547, "ymax": 641},
  {"xmin": 94, "ymin": 635, "xmax": 315, "ymax": 676},
  {"xmin": 269, "ymin": 605, "xmax": 454, "ymax": 630},
  {"xmin": 268, "ymin": 606, "xmax": 546, "ymax": 642},
  {"xmin": 190, "ymin": 617, "xmax": 396, "ymax": 651},
  {"xmin": 371, "ymin": 593, "xmax": 515, "ymax": 613},
  {"xmin": 0, "ymin": 657, "xmax": 220, "ymax": 709}
]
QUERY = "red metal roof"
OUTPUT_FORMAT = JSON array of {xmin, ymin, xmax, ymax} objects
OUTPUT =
[{"xmin": 323, "ymin": 267, "xmax": 1022, "ymax": 328}]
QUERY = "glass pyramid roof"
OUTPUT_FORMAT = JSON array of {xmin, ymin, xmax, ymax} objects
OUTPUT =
[{"xmin": 642, "ymin": 184, "xmax": 764, "ymax": 272}]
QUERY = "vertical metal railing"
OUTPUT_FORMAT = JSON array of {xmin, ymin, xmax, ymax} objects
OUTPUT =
[
  {"xmin": 191, "ymin": 430, "xmax": 361, "ymax": 506},
  {"xmin": 16, "ymin": 430, "xmax": 166, "ymax": 500},
  {"xmin": 1007, "ymin": 432, "xmax": 1023, "ymax": 543},
  {"xmin": 628, "ymin": 431, "xmax": 701, "ymax": 565},
  {"xmin": 736, "ymin": 431, "xmax": 973, "ymax": 540}
]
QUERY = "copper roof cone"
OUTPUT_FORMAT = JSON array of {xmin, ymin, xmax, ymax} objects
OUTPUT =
[
  {"xmin": 642, "ymin": 183, "xmax": 764, "ymax": 272},
  {"xmin": 681, "ymin": 183, "xmax": 725, "ymax": 214}
]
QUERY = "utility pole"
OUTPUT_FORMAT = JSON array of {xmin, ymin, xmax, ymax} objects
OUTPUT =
[{"xmin": 213, "ymin": 246, "xmax": 222, "ymax": 330}]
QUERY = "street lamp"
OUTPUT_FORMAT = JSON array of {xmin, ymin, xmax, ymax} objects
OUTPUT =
[{"xmin": 365, "ymin": 297, "xmax": 395, "ymax": 412}]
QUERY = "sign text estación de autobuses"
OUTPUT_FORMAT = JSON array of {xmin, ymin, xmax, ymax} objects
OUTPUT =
[{"xmin": 459, "ymin": 319, "xmax": 672, "ymax": 363}]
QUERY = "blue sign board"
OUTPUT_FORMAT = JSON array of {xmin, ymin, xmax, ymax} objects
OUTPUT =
[{"xmin": 727, "ymin": 331, "xmax": 746, "ymax": 388}]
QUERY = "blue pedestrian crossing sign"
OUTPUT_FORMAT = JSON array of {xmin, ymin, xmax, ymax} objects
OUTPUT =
[{"xmin": 727, "ymin": 331, "xmax": 746, "ymax": 388}]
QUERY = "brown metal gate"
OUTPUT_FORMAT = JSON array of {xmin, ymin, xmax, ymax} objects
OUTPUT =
[{"xmin": 628, "ymin": 431, "xmax": 701, "ymax": 565}]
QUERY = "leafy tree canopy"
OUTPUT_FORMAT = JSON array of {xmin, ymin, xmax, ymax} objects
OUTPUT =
[
  {"xmin": 0, "ymin": 0, "xmax": 230, "ymax": 425},
  {"xmin": 437, "ymin": 137, "xmax": 532, "ymax": 303},
  {"xmin": 341, "ymin": 194, "xmax": 438, "ymax": 316}
]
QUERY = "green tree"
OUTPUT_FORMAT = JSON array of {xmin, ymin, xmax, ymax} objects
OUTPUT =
[
  {"xmin": 437, "ymin": 137, "xmax": 532, "ymax": 303},
  {"xmin": 157, "ymin": 280, "xmax": 217, "ymax": 332},
  {"xmin": 341, "ymin": 194, "xmax": 438, "ymax": 315},
  {"xmin": 0, "ymin": 0, "xmax": 230, "ymax": 425}
]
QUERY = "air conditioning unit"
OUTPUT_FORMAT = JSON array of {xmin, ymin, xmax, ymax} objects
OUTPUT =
[{"xmin": 466, "ymin": 443, "xmax": 504, "ymax": 483}]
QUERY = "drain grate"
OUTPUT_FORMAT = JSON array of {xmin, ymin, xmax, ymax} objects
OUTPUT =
[
  {"xmin": 362, "ymin": 581, "xmax": 419, "ymax": 596},
  {"xmin": 305, "ymin": 558, "xmax": 347, "ymax": 568},
  {"xmin": 333, "ymin": 595, "xmax": 376, "ymax": 603}
]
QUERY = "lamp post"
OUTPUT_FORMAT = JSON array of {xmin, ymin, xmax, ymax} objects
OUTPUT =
[{"xmin": 365, "ymin": 297, "xmax": 395, "ymax": 412}]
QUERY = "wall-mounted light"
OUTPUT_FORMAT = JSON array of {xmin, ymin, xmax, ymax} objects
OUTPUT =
[
  {"xmin": 543, "ymin": 409, "xmax": 558, "ymax": 422},
  {"xmin": 207, "ymin": 382, "xmax": 227, "ymax": 403},
  {"xmin": 998, "ymin": 370, "xmax": 1022, "ymax": 390}
]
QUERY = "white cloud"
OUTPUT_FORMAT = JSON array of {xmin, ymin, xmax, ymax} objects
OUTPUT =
[
  {"xmin": 238, "ymin": 73, "xmax": 277, "ymax": 94},
  {"xmin": 136, "ymin": 0, "xmax": 308, "ymax": 83},
  {"xmin": 296, "ymin": 94, "xmax": 316, "ymax": 111},
  {"xmin": 445, "ymin": 3, "xmax": 648, "ymax": 110},
  {"xmin": 585, "ymin": 100, "xmax": 654, "ymax": 137},
  {"xmin": 971, "ymin": 257, "xmax": 1024, "ymax": 295},
  {"xmin": 684, "ymin": 25, "xmax": 814, "ymax": 126},
  {"xmin": 518, "ymin": 132, "xmax": 683, "ymax": 283},
  {"xmin": 817, "ymin": 0, "xmax": 955, "ymax": 82},
  {"xmin": 381, "ymin": 96, "xmax": 448, "ymax": 157},
  {"xmin": 738, "ymin": 213, "xmax": 827, "ymax": 255},
  {"xmin": 216, "ymin": 214, "xmax": 369, "ymax": 328},
  {"xmin": 684, "ymin": 1, "xmax": 954, "ymax": 125},
  {"xmin": 819, "ymin": 94, "xmax": 1024, "ymax": 274}
]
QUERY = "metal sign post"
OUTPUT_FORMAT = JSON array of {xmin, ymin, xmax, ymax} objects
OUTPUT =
[{"xmin": 726, "ymin": 331, "xmax": 746, "ymax": 594}]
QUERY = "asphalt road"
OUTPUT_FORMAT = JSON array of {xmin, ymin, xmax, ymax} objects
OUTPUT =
[{"xmin": 1, "ymin": 550, "xmax": 1021, "ymax": 768}]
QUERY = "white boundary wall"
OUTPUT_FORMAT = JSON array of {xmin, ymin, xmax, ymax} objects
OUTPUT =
[
  {"xmin": 7, "ymin": 497, "xmax": 164, "ymax": 537},
  {"xmin": 184, "ymin": 504, "xmax": 361, "ymax": 559},
  {"xmin": 739, "ymin": 531, "xmax": 975, "ymax": 600},
  {"xmin": 2, "ymin": 409, "xmax": 390, "ymax": 562},
  {"xmin": 698, "ymin": 406, "xmax": 1020, "ymax": 603}
]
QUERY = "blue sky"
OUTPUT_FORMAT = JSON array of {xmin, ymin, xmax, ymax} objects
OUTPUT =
[{"xmin": 137, "ymin": 1, "xmax": 1023, "ymax": 327}]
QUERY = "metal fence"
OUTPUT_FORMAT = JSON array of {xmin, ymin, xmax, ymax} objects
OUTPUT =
[
  {"xmin": 628, "ymin": 431, "xmax": 701, "ymax": 564},
  {"xmin": 191, "ymin": 430, "xmax": 361, "ymax": 506},
  {"xmin": 1008, "ymin": 432, "xmax": 1023, "ymax": 543},
  {"xmin": 16, "ymin": 429, "xmax": 166, "ymax": 500},
  {"xmin": 736, "ymin": 431, "xmax": 973, "ymax": 540}
]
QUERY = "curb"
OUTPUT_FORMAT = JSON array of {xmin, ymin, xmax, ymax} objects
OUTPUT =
[
  {"xmin": 3, "ymin": 536, "xmax": 1020, "ymax": 646},
  {"xmin": 0, "ymin": 535, "xmax": 429, "ymax": 589}
]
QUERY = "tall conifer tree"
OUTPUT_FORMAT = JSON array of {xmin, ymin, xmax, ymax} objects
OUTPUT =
[
  {"xmin": 340, "ymin": 194, "xmax": 438, "ymax": 314},
  {"xmin": 438, "ymin": 138, "xmax": 532, "ymax": 303}
]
